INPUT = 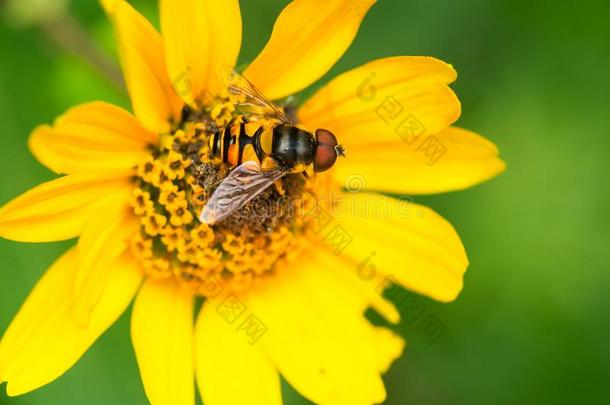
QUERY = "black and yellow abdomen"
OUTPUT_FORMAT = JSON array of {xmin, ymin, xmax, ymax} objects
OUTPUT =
[
  {"xmin": 210, "ymin": 121, "xmax": 316, "ymax": 172},
  {"xmin": 209, "ymin": 122, "xmax": 266, "ymax": 166}
]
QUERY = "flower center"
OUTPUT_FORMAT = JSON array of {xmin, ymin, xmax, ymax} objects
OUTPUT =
[{"xmin": 129, "ymin": 92, "xmax": 326, "ymax": 295}]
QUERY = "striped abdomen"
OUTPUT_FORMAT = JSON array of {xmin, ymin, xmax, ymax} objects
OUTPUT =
[
  {"xmin": 209, "ymin": 122, "xmax": 317, "ymax": 171},
  {"xmin": 210, "ymin": 122, "xmax": 266, "ymax": 167}
]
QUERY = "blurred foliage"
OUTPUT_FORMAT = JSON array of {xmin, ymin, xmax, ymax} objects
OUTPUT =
[{"xmin": 1, "ymin": 0, "xmax": 609, "ymax": 404}]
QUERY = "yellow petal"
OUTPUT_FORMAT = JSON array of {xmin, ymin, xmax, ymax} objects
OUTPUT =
[
  {"xmin": 333, "ymin": 126, "xmax": 506, "ymax": 194},
  {"xmin": 323, "ymin": 192, "xmax": 468, "ymax": 302},
  {"xmin": 298, "ymin": 56, "xmax": 460, "ymax": 145},
  {"xmin": 195, "ymin": 303, "xmax": 282, "ymax": 405},
  {"xmin": 131, "ymin": 279, "xmax": 194, "ymax": 405},
  {"xmin": 113, "ymin": 1, "xmax": 184, "ymax": 133},
  {"xmin": 247, "ymin": 251, "xmax": 404, "ymax": 405},
  {"xmin": 100, "ymin": 0, "xmax": 120, "ymax": 14},
  {"xmin": 0, "ymin": 249, "xmax": 142, "ymax": 396},
  {"xmin": 311, "ymin": 241, "xmax": 400, "ymax": 324},
  {"xmin": 160, "ymin": 0, "xmax": 242, "ymax": 104},
  {"xmin": 71, "ymin": 189, "xmax": 137, "ymax": 327},
  {"xmin": 244, "ymin": 0, "xmax": 376, "ymax": 100},
  {"xmin": 29, "ymin": 102, "xmax": 155, "ymax": 174},
  {"xmin": 0, "ymin": 172, "xmax": 131, "ymax": 243}
]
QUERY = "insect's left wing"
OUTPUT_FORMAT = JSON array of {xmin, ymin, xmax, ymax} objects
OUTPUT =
[
  {"xmin": 221, "ymin": 67, "xmax": 293, "ymax": 124},
  {"xmin": 199, "ymin": 160, "xmax": 287, "ymax": 224}
]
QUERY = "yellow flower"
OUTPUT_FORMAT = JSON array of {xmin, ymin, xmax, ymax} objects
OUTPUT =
[
  {"xmin": 159, "ymin": 184, "xmax": 187, "ymax": 211},
  {"xmin": 176, "ymin": 240, "xmax": 200, "ymax": 264},
  {"xmin": 165, "ymin": 151, "xmax": 190, "ymax": 180},
  {"xmin": 130, "ymin": 232, "xmax": 154, "ymax": 260},
  {"xmin": 0, "ymin": 0, "xmax": 505, "ymax": 404},
  {"xmin": 130, "ymin": 188, "xmax": 154, "ymax": 215},
  {"xmin": 161, "ymin": 225, "xmax": 189, "ymax": 252},
  {"xmin": 190, "ymin": 224, "xmax": 215, "ymax": 247},
  {"xmin": 142, "ymin": 212, "xmax": 168, "ymax": 236},
  {"xmin": 136, "ymin": 155, "xmax": 163, "ymax": 184},
  {"xmin": 143, "ymin": 257, "xmax": 173, "ymax": 280},
  {"xmin": 169, "ymin": 205, "xmax": 194, "ymax": 227},
  {"xmin": 151, "ymin": 166, "xmax": 172, "ymax": 189}
]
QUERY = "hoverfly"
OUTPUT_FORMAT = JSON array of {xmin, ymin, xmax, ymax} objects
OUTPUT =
[{"xmin": 199, "ymin": 70, "xmax": 345, "ymax": 224}]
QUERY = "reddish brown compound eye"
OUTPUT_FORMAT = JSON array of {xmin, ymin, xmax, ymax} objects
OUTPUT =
[
  {"xmin": 315, "ymin": 128, "xmax": 338, "ymax": 149},
  {"xmin": 314, "ymin": 129, "xmax": 339, "ymax": 172}
]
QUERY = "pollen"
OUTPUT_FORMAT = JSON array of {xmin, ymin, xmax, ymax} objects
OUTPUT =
[{"xmin": 128, "ymin": 92, "xmax": 326, "ymax": 296}]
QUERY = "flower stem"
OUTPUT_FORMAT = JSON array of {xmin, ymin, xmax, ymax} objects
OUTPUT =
[{"xmin": 39, "ymin": 11, "xmax": 125, "ymax": 91}]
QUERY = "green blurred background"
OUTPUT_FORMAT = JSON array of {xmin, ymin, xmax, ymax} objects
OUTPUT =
[{"xmin": 1, "ymin": 0, "xmax": 609, "ymax": 403}]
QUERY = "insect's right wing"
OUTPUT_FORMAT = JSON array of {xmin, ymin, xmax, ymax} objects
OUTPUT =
[
  {"xmin": 199, "ymin": 160, "xmax": 287, "ymax": 224},
  {"xmin": 221, "ymin": 68, "xmax": 293, "ymax": 124}
]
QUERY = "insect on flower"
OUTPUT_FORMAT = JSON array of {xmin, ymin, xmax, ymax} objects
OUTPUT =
[
  {"xmin": 200, "ymin": 69, "xmax": 346, "ymax": 224},
  {"xmin": 0, "ymin": 0, "xmax": 505, "ymax": 404}
]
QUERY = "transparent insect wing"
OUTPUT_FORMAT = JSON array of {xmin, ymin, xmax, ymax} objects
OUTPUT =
[
  {"xmin": 222, "ymin": 67, "xmax": 293, "ymax": 124},
  {"xmin": 199, "ymin": 160, "xmax": 287, "ymax": 224}
]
